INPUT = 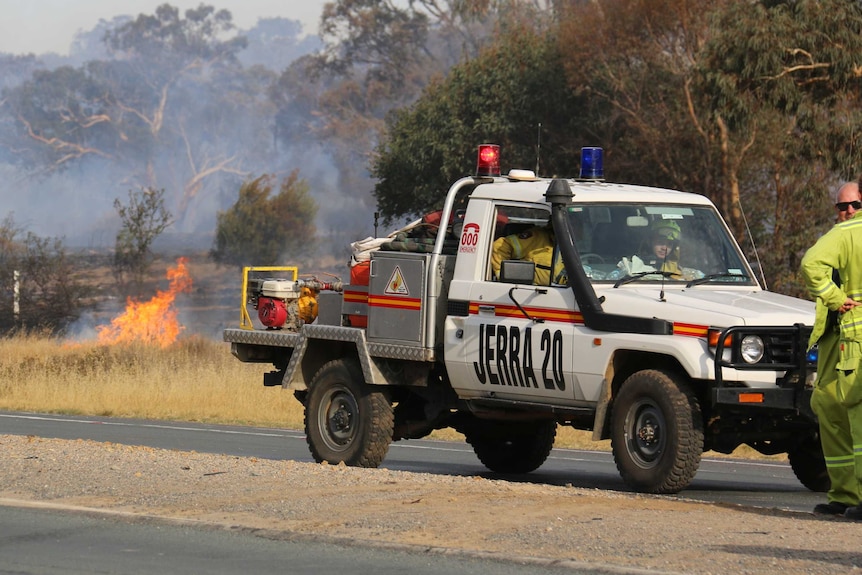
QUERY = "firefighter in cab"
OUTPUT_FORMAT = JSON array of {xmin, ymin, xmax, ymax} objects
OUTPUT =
[
  {"xmin": 491, "ymin": 224, "xmax": 566, "ymax": 286},
  {"xmin": 642, "ymin": 220, "xmax": 684, "ymax": 279}
]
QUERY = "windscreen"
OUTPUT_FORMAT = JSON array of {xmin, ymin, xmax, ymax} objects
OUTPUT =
[{"xmin": 566, "ymin": 203, "xmax": 754, "ymax": 284}]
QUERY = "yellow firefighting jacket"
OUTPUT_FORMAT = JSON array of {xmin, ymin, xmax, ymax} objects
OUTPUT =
[
  {"xmin": 491, "ymin": 227, "xmax": 566, "ymax": 285},
  {"xmin": 801, "ymin": 212, "xmax": 862, "ymax": 348}
]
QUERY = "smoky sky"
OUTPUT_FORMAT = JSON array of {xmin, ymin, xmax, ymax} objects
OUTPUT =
[{"xmin": 0, "ymin": 15, "xmax": 378, "ymax": 251}]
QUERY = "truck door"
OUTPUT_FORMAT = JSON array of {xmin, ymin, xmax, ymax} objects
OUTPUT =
[{"xmin": 447, "ymin": 205, "xmax": 584, "ymax": 404}]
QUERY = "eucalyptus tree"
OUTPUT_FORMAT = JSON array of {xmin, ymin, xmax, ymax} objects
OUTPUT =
[
  {"xmin": 98, "ymin": 3, "xmax": 255, "ymax": 225},
  {"xmin": 557, "ymin": 0, "xmax": 730, "ymax": 204},
  {"xmin": 273, "ymin": 0, "xmax": 545, "ymax": 212},
  {"xmin": 0, "ymin": 4, "xmax": 280, "ymax": 229},
  {"xmin": 695, "ymin": 0, "xmax": 862, "ymax": 294},
  {"xmin": 212, "ymin": 171, "xmax": 318, "ymax": 267},
  {"xmin": 372, "ymin": 22, "xmax": 584, "ymax": 223}
]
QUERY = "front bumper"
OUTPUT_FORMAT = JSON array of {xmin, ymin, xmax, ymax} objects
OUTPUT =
[{"xmin": 712, "ymin": 323, "xmax": 814, "ymax": 413}]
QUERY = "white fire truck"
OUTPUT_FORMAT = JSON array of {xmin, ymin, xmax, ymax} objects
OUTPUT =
[{"xmin": 224, "ymin": 145, "xmax": 822, "ymax": 494}]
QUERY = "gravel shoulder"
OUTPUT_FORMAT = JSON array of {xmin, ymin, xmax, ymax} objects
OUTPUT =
[{"xmin": 1, "ymin": 434, "xmax": 860, "ymax": 574}]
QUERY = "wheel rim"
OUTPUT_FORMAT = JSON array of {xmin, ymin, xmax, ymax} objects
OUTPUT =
[
  {"xmin": 317, "ymin": 384, "xmax": 359, "ymax": 453},
  {"xmin": 624, "ymin": 398, "xmax": 666, "ymax": 468}
]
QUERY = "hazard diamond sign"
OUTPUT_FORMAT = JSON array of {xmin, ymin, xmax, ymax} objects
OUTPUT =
[{"xmin": 385, "ymin": 265, "xmax": 409, "ymax": 295}]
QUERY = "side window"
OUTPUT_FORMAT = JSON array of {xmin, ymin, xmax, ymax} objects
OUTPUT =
[{"xmin": 488, "ymin": 205, "xmax": 561, "ymax": 285}]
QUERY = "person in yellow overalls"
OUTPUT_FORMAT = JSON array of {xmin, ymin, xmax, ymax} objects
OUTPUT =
[
  {"xmin": 802, "ymin": 182, "xmax": 862, "ymax": 516},
  {"xmin": 491, "ymin": 225, "xmax": 566, "ymax": 286},
  {"xmin": 801, "ymin": 183, "xmax": 862, "ymax": 519}
]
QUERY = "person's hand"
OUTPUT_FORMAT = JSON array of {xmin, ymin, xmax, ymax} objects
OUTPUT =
[{"xmin": 839, "ymin": 298, "xmax": 860, "ymax": 314}]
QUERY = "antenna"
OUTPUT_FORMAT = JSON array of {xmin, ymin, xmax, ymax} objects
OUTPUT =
[
  {"xmin": 737, "ymin": 199, "xmax": 767, "ymax": 290},
  {"xmin": 535, "ymin": 123, "xmax": 542, "ymax": 174}
]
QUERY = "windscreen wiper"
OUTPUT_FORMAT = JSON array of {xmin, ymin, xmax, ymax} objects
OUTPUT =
[
  {"xmin": 613, "ymin": 270, "xmax": 677, "ymax": 288},
  {"xmin": 685, "ymin": 272, "xmax": 749, "ymax": 288}
]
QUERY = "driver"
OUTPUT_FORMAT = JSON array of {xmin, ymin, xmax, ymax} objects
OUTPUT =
[
  {"xmin": 614, "ymin": 219, "xmax": 699, "ymax": 280},
  {"xmin": 643, "ymin": 220, "xmax": 684, "ymax": 279}
]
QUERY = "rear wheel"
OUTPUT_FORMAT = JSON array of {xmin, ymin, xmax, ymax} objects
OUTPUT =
[
  {"xmin": 466, "ymin": 420, "xmax": 557, "ymax": 474},
  {"xmin": 611, "ymin": 369, "xmax": 703, "ymax": 494},
  {"xmin": 304, "ymin": 358, "xmax": 393, "ymax": 467},
  {"xmin": 788, "ymin": 434, "xmax": 830, "ymax": 492}
]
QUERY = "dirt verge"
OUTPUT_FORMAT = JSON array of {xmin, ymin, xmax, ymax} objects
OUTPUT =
[{"xmin": 1, "ymin": 434, "xmax": 860, "ymax": 575}]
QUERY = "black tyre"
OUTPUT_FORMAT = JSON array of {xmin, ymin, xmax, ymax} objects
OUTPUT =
[
  {"xmin": 466, "ymin": 420, "xmax": 556, "ymax": 474},
  {"xmin": 610, "ymin": 370, "xmax": 703, "ymax": 494},
  {"xmin": 788, "ymin": 435, "xmax": 830, "ymax": 492},
  {"xmin": 304, "ymin": 359, "xmax": 393, "ymax": 467}
]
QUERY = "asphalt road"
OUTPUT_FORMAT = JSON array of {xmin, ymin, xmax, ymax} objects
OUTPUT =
[
  {"xmin": 1, "ymin": 504, "xmax": 594, "ymax": 575},
  {"xmin": 0, "ymin": 410, "xmax": 822, "ymax": 514}
]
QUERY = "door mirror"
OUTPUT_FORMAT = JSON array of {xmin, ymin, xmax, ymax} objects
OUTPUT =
[{"xmin": 500, "ymin": 260, "xmax": 535, "ymax": 285}]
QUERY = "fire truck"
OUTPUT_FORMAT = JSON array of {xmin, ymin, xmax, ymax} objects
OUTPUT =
[{"xmin": 223, "ymin": 145, "xmax": 822, "ymax": 494}]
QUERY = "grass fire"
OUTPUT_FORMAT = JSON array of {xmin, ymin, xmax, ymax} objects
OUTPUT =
[{"xmin": 96, "ymin": 258, "xmax": 193, "ymax": 348}]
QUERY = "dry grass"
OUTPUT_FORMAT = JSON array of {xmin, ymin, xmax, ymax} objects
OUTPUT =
[
  {"xmin": 0, "ymin": 334, "xmax": 778, "ymax": 459},
  {"xmin": 0, "ymin": 334, "xmax": 301, "ymax": 428}
]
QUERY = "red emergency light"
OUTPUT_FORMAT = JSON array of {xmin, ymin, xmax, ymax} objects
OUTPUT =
[{"xmin": 476, "ymin": 144, "xmax": 501, "ymax": 177}]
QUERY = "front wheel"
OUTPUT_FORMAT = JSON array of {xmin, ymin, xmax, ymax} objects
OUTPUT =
[
  {"xmin": 304, "ymin": 358, "xmax": 393, "ymax": 467},
  {"xmin": 610, "ymin": 369, "xmax": 703, "ymax": 494}
]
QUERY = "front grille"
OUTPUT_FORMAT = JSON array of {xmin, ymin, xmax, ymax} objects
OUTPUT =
[{"xmin": 765, "ymin": 331, "xmax": 807, "ymax": 366}]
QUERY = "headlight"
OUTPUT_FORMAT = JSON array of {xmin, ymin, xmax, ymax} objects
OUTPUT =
[{"xmin": 740, "ymin": 335, "xmax": 764, "ymax": 364}]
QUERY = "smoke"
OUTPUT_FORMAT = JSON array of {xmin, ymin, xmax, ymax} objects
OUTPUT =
[
  {"xmin": 0, "ymin": 162, "xmax": 127, "ymax": 246},
  {"xmin": 0, "ymin": 15, "xmax": 371, "ymax": 254},
  {"xmin": 64, "ymin": 310, "xmax": 101, "ymax": 343}
]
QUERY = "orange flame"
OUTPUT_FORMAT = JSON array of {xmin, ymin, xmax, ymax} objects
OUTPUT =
[{"xmin": 97, "ymin": 258, "xmax": 193, "ymax": 347}]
